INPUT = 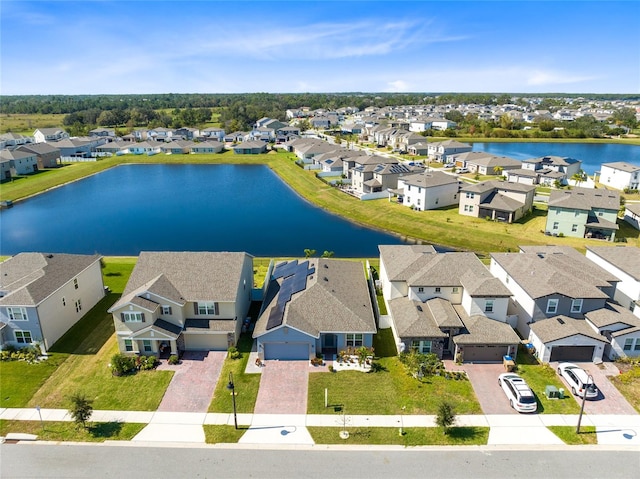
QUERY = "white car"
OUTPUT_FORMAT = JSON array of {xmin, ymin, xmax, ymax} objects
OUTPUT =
[
  {"xmin": 443, "ymin": 163, "xmax": 455, "ymax": 168},
  {"xmin": 456, "ymin": 167, "xmax": 470, "ymax": 174},
  {"xmin": 498, "ymin": 373, "xmax": 538, "ymax": 413},
  {"xmin": 557, "ymin": 363, "xmax": 598, "ymax": 399}
]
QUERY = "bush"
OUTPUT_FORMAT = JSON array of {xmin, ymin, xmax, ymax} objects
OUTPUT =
[
  {"xmin": 69, "ymin": 393, "xmax": 93, "ymax": 429},
  {"xmin": 138, "ymin": 355, "xmax": 157, "ymax": 371},
  {"xmin": 227, "ymin": 347, "xmax": 241, "ymax": 360},
  {"xmin": 311, "ymin": 356, "xmax": 324, "ymax": 366},
  {"xmin": 168, "ymin": 354, "xmax": 179, "ymax": 365},
  {"xmin": 110, "ymin": 353, "xmax": 136, "ymax": 376},
  {"xmin": 328, "ymin": 364, "xmax": 335, "ymax": 373},
  {"xmin": 436, "ymin": 401, "xmax": 456, "ymax": 434}
]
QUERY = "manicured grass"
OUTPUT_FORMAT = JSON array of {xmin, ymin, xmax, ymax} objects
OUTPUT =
[
  {"xmin": 548, "ymin": 426, "xmax": 598, "ymax": 445},
  {"xmin": 26, "ymin": 259, "xmax": 173, "ymax": 411},
  {"xmin": 514, "ymin": 363, "xmax": 581, "ymax": 415},
  {"xmin": 0, "ymin": 420, "xmax": 145, "ymax": 442},
  {"xmin": 208, "ymin": 334, "xmax": 261, "ymax": 413},
  {"xmin": 609, "ymin": 364, "xmax": 640, "ymax": 413},
  {"xmin": 307, "ymin": 426, "xmax": 489, "ymax": 446},
  {"xmin": 0, "ymin": 355, "xmax": 68, "ymax": 408},
  {"xmin": 308, "ymin": 329, "xmax": 481, "ymax": 415},
  {"xmin": 203, "ymin": 425, "xmax": 247, "ymax": 443}
]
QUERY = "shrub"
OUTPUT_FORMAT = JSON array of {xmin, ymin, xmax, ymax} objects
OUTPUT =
[
  {"xmin": 310, "ymin": 356, "xmax": 324, "ymax": 366},
  {"xmin": 227, "ymin": 347, "xmax": 241, "ymax": 360},
  {"xmin": 110, "ymin": 353, "xmax": 136, "ymax": 376},
  {"xmin": 69, "ymin": 393, "xmax": 93, "ymax": 429},
  {"xmin": 328, "ymin": 365, "xmax": 335, "ymax": 373},
  {"xmin": 139, "ymin": 355, "xmax": 157, "ymax": 371},
  {"xmin": 435, "ymin": 401, "xmax": 456, "ymax": 434},
  {"xmin": 168, "ymin": 354, "xmax": 179, "ymax": 365}
]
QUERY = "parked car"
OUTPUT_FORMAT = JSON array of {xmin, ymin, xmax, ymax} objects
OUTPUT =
[
  {"xmin": 498, "ymin": 373, "xmax": 538, "ymax": 413},
  {"xmin": 456, "ymin": 167, "xmax": 469, "ymax": 174},
  {"xmin": 557, "ymin": 363, "xmax": 598, "ymax": 399},
  {"xmin": 444, "ymin": 162, "xmax": 455, "ymax": 168}
]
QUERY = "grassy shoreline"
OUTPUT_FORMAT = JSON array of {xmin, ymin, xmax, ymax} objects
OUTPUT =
[{"xmin": 2, "ymin": 144, "xmax": 638, "ymax": 254}]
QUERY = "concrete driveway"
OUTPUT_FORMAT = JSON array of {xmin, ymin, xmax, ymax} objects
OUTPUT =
[
  {"xmin": 156, "ymin": 351, "xmax": 226, "ymax": 413},
  {"xmin": 448, "ymin": 362, "xmax": 518, "ymax": 415},
  {"xmin": 254, "ymin": 361, "xmax": 309, "ymax": 415},
  {"xmin": 551, "ymin": 361, "xmax": 637, "ymax": 415}
]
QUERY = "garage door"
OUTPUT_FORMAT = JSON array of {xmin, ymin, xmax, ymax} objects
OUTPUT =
[
  {"xmin": 464, "ymin": 345, "xmax": 506, "ymax": 362},
  {"xmin": 183, "ymin": 333, "xmax": 228, "ymax": 351},
  {"xmin": 264, "ymin": 342, "xmax": 310, "ymax": 360},
  {"xmin": 550, "ymin": 345, "xmax": 594, "ymax": 362}
]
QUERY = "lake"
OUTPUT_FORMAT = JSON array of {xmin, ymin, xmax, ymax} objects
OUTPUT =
[
  {"xmin": 471, "ymin": 142, "xmax": 640, "ymax": 175},
  {"xmin": 0, "ymin": 164, "xmax": 405, "ymax": 257}
]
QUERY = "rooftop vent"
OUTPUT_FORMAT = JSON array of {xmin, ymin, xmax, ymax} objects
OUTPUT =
[{"xmin": 556, "ymin": 317, "xmax": 565, "ymax": 325}]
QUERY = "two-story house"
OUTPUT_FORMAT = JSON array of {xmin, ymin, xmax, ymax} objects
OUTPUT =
[
  {"xmin": 458, "ymin": 180, "xmax": 535, "ymax": 223},
  {"xmin": 379, "ymin": 245, "xmax": 518, "ymax": 362},
  {"xmin": 0, "ymin": 149, "xmax": 38, "ymax": 175},
  {"xmin": 545, "ymin": 187, "xmax": 620, "ymax": 241},
  {"xmin": 16, "ymin": 143, "xmax": 61, "ymax": 169},
  {"xmin": 506, "ymin": 156, "xmax": 582, "ymax": 186},
  {"xmin": 108, "ymin": 252, "xmax": 254, "ymax": 356},
  {"xmin": 33, "ymin": 128, "xmax": 69, "ymax": 143},
  {"xmin": 599, "ymin": 162, "xmax": 640, "ymax": 191},
  {"xmin": 394, "ymin": 170, "xmax": 459, "ymax": 211},
  {"xmin": 352, "ymin": 162, "xmax": 417, "ymax": 199},
  {"xmin": 426, "ymin": 140, "xmax": 472, "ymax": 162},
  {"xmin": 0, "ymin": 253, "xmax": 105, "ymax": 353}
]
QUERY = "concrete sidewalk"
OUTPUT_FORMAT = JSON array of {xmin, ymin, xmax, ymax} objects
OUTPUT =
[{"xmin": 1, "ymin": 408, "xmax": 639, "ymax": 447}]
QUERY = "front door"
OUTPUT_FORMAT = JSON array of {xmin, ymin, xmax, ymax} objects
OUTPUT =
[{"xmin": 323, "ymin": 334, "xmax": 337, "ymax": 349}]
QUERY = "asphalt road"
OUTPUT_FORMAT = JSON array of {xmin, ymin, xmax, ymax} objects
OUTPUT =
[{"xmin": 1, "ymin": 444, "xmax": 638, "ymax": 479}]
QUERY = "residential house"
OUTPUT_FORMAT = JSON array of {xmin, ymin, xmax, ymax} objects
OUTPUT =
[
  {"xmin": 393, "ymin": 170, "xmax": 459, "ymax": 211},
  {"xmin": 224, "ymin": 131, "xmax": 249, "ymax": 143},
  {"xmin": 623, "ymin": 203, "xmax": 640, "ymax": 230},
  {"xmin": 275, "ymin": 126, "xmax": 301, "ymax": 144},
  {"xmin": 190, "ymin": 141, "xmax": 224, "ymax": 154},
  {"xmin": 506, "ymin": 156, "xmax": 582, "ymax": 186},
  {"xmin": 108, "ymin": 252, "xmax": 254, "ymax": 356},
  {"xmin": 16, "ymin": 143, "xmax": 61, "ymax": 168},
  {"xmin": 379, "ymin": 245, "xmax": 517, "ymax": 362},
  {"xmin": 89, "ymin": 127, "xmax": 116, "ymax": 138},
  {"xmin": 453, "ymin": 152, "xmax": 521, "ymax": 175},
  {"xmin": 407, "ymin": 142, "xmax": 429, "ymax": 156},
  {"xmin": 599, "ymin": 162, "xmax": 640, "ymax": 191},
  {"xmin": 490, "ymin": 246, "xmax": 619, "ymax": 339},
  {"xmin": 343, "ymin": 154, "xmax": 396, "ymax": 181},
  {"xmin": 0, "ymin": 160, "xmax": 11, "ymax": 181},
  {"xmin": 0, "ymin": 253, "xmax": 105, "ymax": 353},
  {"xmin": 426, "ymin": 140, "xmax": 472, "ymax": 162},
  {"xmin": 458, "ymin": 180, "xmax": 535, "ymax": 223},
  {"xmin": 200, "ymin": 127, "xmax": 226, "ymax": 142},
  {"xmin": 126, "ymin": 141, "xmax": 163, "ymax": 155},
  {"xmin": 253, "ymin": 259, "xmax": 376, "ymax": 360},
  {"xmin": 50, "ymin": 138, "xmax": 100, "ymax": 160},
  {"xmin": 0, "ymin": 149, "xmax": 38, "ymax": 175},
  {"xmin": 545, "ymin": 187, "xmax": 620, "ymax": 240},
  {"xmin": 351, "ymin": 161, "xmax": 413, "ymax": 199},
  {"xmin": 33, "ymin": 128, "xmax": 69, "ymax": 143},
  {"xmin": 232, "ymin": 140, "xmax": 267, "ymax": 154},
  {"xmin": 585, "ymin": 246, "xmax": 640, "ymax": 313},
  {"xmin": 292, "ymin": 140, "xmax": 338, "ymax": 163},
  {"xmin": 388, "ymin": 130, "xmax": 424, "ymax": 153},
  {"xmin": 0, "ymin": 132, "xmax": 33, "ymax": 148},
  {"xmin": 160, "ymin": 140, "xmax": 196, "ymax": 155},
  {"xmin": 95, "ymin": 141, "xmax": 132, "ymax": 157},
  {"xmin": 584, "ymin": 302, "xmax": 640, "ymax": 359}
]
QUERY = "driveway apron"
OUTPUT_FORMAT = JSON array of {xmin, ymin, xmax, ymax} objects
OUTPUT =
[
  {"xmin": 254, "ymin": 361, "xmax": 309, "ymax": 415},
  {"xmin": 449, "ymin": 362, "xmax": 518, "ymax": 415},
  {"xmin": 156, "ymin": 351, "xmax": 226, "ymax": 412}
]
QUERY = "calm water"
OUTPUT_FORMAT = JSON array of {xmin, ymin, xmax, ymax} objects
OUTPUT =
[
  {"xmin": 472, "ymin": 142, "xmax": 640, "ymax": 175},
  {"xmin": 0, "ymin": 164, "xmax": 405, "ymax": 257}
]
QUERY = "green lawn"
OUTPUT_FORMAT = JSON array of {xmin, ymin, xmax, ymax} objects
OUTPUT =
[
  {"xmin": 308, "ymin": 329, "xmax": 482, "ymax": 415},
  {"xmin": 203, "ymin": 425, "xmax": 247, "ymax": 443},
  {"xmin": 548, "ymin": 426, "xmax": 597, "ymax": 445},
  {"xmin": 308, "ymin": 426, "xmax": 489, "ymax": 446},
  {"xmin": 0, "ymin": 354, "xmax": 68, "ymax": 408},
  {"xmin": 208, "ymin": 333, "xmax": 261, "ymax": 413},
  {"xmin": 609, "ymin": 363, "xmax": 640, "ymax": 413},
  {"xmin": 0, "ymin": 420, "xmax": 145, "ymax": 442}
]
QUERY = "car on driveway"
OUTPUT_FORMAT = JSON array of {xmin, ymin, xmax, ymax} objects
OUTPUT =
[
  {"xmin": 456, "ymin": 167, "xmax": 470, "ymax": 174},
  {"xmin": 444, "ymin": 162, "xmax": 455, "ymax": 168},
  {"xmin": 498, "ymin": 373, "xmax": 538, "ymax": 413},
  {"xmin": 557, "ymin": 363, "xmax": 598, "ymax": 399}
]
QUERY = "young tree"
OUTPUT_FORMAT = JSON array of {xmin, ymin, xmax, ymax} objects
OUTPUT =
[
  {"xmin": 435, "ymin": 401, "xmax": 456, "ymax": 434},
  {"xmin": 304, "ymin": 248, "xmax": 316, "ymax": 258},
  {"xmin": 69, "ymin": 393, "xmax": 93, "ymax": 429}
]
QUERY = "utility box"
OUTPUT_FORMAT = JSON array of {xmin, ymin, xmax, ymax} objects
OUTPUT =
[
  {"xmin": 558, "ymin": 388, "xmax": 565, "ymax": 399},
  {"xmin": 545, "ymin": 385, "xmax": 559, "ymax": 399}
]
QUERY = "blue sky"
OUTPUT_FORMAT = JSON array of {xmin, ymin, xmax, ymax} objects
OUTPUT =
[{"xmin": 1, "ymin": 1, "xmax": 638, "ymax": 95}]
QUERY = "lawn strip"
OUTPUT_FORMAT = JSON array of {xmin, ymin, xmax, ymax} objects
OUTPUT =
[
  {"xmin": 307, "ymin": 426, "xmax": 489, "ymax": 445},
  {"xmin": 548, "ymin": 426, "xmax": 598, "ymax": 445},
  {"xmin": 203, "ymin": 425, "xmax": 246, "ymax": 443},
  {"xmin": 0, "ymin": 420, "xmax": 145, "ymax": 442}
]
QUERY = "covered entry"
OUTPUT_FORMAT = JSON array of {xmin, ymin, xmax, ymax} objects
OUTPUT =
[
  {"xmin": 263, "ymin": 342, "xmax": 310, "ymax": 360},
  {"xmin": 550, "ymin": 345, "xmax": 595, "ymax": 362}
]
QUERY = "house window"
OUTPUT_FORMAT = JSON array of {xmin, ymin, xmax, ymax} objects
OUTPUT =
[
  {"xmin": 553, "ymin": 222, "xmax": 559, "ymax": 230},
  {"xmin": 196, "ymin": 302, "xmax": 218, "ymax": 315},
  {"xmin": 624, "ymin": 338, "xmax": 633, "ymax": 351},
  {"xmin": 571, "ymin": 299, "xmax": 583, "ymax": 313},
  {"xmin": 75, "ymin": 299, "xmax": 82, "ymax": 313},
  {"xmin": 466, "ymin": 192, "xmax": 474, "ymax": 199},
  {"xmin": 122, "ymin": 311, "xmax": 144, "ymax": 322},
  {"xmin": 417, "ymin": 199, "xmax": 421, "ymax": 205},
  {"xmin": 435, "ymin": 287, "xmax": 441, "ymax": 293},
  {"xmin": 485, "ymin": 300, "xmax": 494, "ymax": 313},
  {"xmin": 418, "ymin": 287, "xmax": 424, "ymax": 293},
  {"xmin": 571, "ymin": 224, "xmax": 578, "ymax": 232},
  {"xmin": 574, "ymin": 210, "xmax": 579, "ymax": 217},
  {"xmin": 15, "ymin": 330, "xmax": 32, "ymax": 344},
  {"xmin": 74, "ymin": 278, "xmax": 79, "ymax": 290},
  {"xmin": 7, "ymin": 307, "xmax": 28, "ymax": 321},
  {"xmin": 124, "ymin": 339, "xmax": 133, "ymax": 352},
  {"xmin": 469, "ymin": 205, "xmax": 474, "ymax": 212},
  {"xmin": 143, "ymin": 340, "xmax": 152, "ymax": 352},
  {"xmin": 411, "ymin": 340, "xmax": 432, "ymax": 354},
  {"xmin": 161, "ymin": 305, "xmax": 172, "ymax": 315},
  {"xmin": 635, "ymin": 339, "xmax": 640, "ymax": 351},
  {"xmin": 452, "ymin": 287, "xmax": 459, "ymax": 293},
  {"xmin": 346, "ymin": 333, "xmax": 363, "ymax": 347},
  {"xmin": 546, "ymin": 299, "xmax": 559, "ymax": 314}
]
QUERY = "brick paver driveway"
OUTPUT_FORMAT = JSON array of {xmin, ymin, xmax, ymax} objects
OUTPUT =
[
  {"xmin": 449, "ymin": 362, "xmax": 518, "ymax": 415},
  {"xmin": 156, "ymin": 351, "xmax": 226, "ymax": 412},
  {"xmin": 551, "ymin": 361, "xmax": 637, "ymax": 415},
  {"xmin": 254, "ymin": 361, "xmax": 309, "ymax": 414}
]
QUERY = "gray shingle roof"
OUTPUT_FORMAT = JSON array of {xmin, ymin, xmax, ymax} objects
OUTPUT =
[
  {"xmin": 0, "ymin": 253, "xmax": 101, "ymax": 306},
  {"xmin": 400, "ymin": 170, "xmax": 458, "ymax": 188},
  {"xmin": 530, "ymin": 316, "xmax": 608, "ymax": 343},
  {"xmin": 585, "ymin": 302, "xmax": 640, "ymax": 330},
  {"xmin": 461, "ymin": 180, "xmax": 535, "ymax": 194},
  {"xmin": 254, "ymin": 259, "xmax": 376, "ymax": 338},
  {"xmin": 388, "ymin": 297, "xmax": 450, "ymax": 338},
  {"xmin": 602, "ymin": 161, "xmax": 640, "ymax": 173},
  {"xmin": 378, "ymin": 245, "xmax": 437, "ymax": 281},
  {"xmin": 586, "ymin": 246, "xmax": 640, "ymax": 281},
  {"xmin": 453, "ymin": 312, "xmax": 520, "ymax": 345},
  {"xmin": 548, "ymin": 187, "xmax": 620, "ymax": 211},
  {"xmin": 491, "ymin": 250, "xmax": 617, "ymax": 300}
]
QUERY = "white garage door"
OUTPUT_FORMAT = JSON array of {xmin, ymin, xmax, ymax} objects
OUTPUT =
[
  {"xmin": 264, "ymin": 342, "xmax": 310, "ymax": 360},
  {"xmin": 183, "ymin": 333, "xmax": 228, "ymax": 351}
]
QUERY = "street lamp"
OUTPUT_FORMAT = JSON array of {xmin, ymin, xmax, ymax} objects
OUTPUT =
[
  {"xmin": 226, "ymin": 371, "xmax": 238, "ymax": 430},
  {"xmin": 576, "ymin": 374, "xmax": 594, "ymax": 434}
]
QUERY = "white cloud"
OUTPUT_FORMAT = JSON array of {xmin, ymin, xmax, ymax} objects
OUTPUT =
[{"xmin": 386, "ymin": 80, "xmax": 410, "ymax": 92}]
